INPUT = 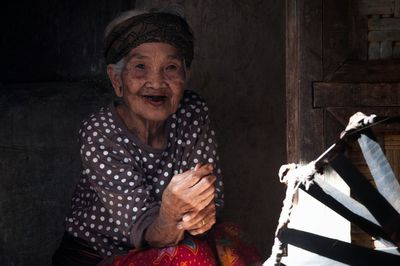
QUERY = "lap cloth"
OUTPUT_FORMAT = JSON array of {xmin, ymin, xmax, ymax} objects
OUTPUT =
[{"xmin": 99, "ymin": 223, "xmax": 262, "ymax": 266}]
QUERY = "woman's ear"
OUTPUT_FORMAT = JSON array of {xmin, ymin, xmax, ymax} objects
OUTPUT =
[{"xmin": 107, "ymin": 64, "xmax": 123, "ymax": 97}]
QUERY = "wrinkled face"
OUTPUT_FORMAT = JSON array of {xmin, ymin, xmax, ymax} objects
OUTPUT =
[{"xmin": 108, "ymin": 42, "xmax": 186, "ymax": 123}]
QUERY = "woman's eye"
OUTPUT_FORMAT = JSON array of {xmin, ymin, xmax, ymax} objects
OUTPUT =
[
  {"xmin": 135, "ymin": 64, "xmax": 145, "ymax": 70},
  {"xmin": 166, "ymin": 64, "xmax": 178, "ymax": 71}
]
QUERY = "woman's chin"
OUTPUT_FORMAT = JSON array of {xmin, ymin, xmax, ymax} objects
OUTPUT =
[{"xmin": 143, "ymin": 112, "xmax": 172, "ymax": 123}]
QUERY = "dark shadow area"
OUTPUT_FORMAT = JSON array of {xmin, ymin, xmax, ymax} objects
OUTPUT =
[{"xmin": 0, "ymin": 1, "xmax": 286, "ymax": 265}]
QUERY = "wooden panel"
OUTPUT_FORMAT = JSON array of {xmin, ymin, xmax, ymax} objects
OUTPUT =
[
  {"xmin": 356, "ymin": 0, "xmax": 395, "ymax": 15},
  {"xmin": 326, "ymin": 107, "xmax": 400, "ymax": 133},
  {"xmin": 351, "ymin": 11, "xmax": 368, "ymax": 60},
  {"xmin": 381, "ymin": 40, "xmax": 393, "ymax": 59},
  {"xmin": 323, "ymin": 109, "xmax": 344, "ymax": 147},
  {"xmin": 369, "ymin": 30, "xmax": 400, "ymax": 42},
  {"xmin": 323, "ymin": 0, "xmax": 352, "ymax": 78},
  {"xmin": 384, "ymin": 134, "xmax": 400, "ymax": 181},
  {"xmin": 356, "ymin": 0, "xmax": 400, "ymax": 60},
  {"xmin": 381, "ymin": 134, "xmax": 400, "ymax": 247},
  {"xmin": 385, "ymin": 135, "xmax": 400, "ymax": 149},
  {"xmin": 327, "ymin": 60, "xmax": 400, "ymax": 82},
  {"xmin": 314, "ymin": 82, "xmax": 400, "ymax": 108},
  {"xmin": 368, "ymin": 42, "xmax": 380, "ymax": 59},
  {"xmin": 286, "ymin": 0, "xmax": 300, "ymax": 162},
  {"xmin": 368, "ymin": 18, "xmax": 400, "ymax": 31}
]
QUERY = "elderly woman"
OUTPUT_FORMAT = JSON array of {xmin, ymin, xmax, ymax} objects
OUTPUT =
[
  {"xmin": 53, "ymin": 8, "xmax": 260, "ymax": 266},
  {"xmin": 51, "ymin": 7, "xmax": 223, "ymax": 265}
]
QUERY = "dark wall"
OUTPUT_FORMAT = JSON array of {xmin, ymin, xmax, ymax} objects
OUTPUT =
[
  {"xmin": 0, "ymin": 1, "xmax": 134, "ymax": 265},
  {"xmin": 1, "ymin": 0, "xmax": 135, "ymax": 83},
  {"xmin": 0, "ymin": 83, "xmax": 113, "ymax": 266},
  {"xmin": 0, "ymin": 1, "xmax": 286, "ymax": 265}
]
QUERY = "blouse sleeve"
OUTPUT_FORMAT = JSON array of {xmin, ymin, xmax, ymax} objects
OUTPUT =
[
  {"xmin": 79, "ymin": 121, "xmax": 158, "ymax": 248},
  {"xmin": 180, "ymin": 95, "xmax": 224, "ymax": 212}
]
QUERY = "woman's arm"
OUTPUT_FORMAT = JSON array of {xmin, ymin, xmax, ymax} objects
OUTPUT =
[{"xmin": 175, "ymin": 96, "xmax": 223, "ymax": 235}]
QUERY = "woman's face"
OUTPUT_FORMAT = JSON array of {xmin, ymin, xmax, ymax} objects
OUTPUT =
[{"xmin": 108, "ymin": 42, "xmax": 186, "ymax": 123}]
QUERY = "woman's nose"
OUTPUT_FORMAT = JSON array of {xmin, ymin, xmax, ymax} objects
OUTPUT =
[{"xmin": 146, "ymin": 69, "xmax": 166, "ymax": 88}]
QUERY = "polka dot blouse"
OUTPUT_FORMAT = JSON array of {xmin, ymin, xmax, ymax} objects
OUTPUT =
[{"xmin": 65, "ymin": 90, "xmax": 224, "ymax": 257}]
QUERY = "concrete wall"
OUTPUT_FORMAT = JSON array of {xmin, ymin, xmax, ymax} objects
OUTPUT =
[{"xmin": 0, "ymin": 0, "xmax": 285, "ymax": 264}]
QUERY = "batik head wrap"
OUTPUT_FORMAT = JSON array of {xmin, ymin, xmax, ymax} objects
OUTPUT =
[{"xmin": 104, "ymin": 12, "xmax": 194, "ymax": 67}]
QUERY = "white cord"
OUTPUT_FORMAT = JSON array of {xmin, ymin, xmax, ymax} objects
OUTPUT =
[{"xmin": 264, "ymin": 162, "xmax": 318, "ymax": 266}]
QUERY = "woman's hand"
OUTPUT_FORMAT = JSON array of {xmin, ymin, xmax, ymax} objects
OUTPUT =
[
  {"xmin": 178, "ymin": 201, "xmax": 216, "ymax": 235},
  {"xmin": 144, "ymin": 163, "xmax": 216, "ymax": 247},
  {"xmin": 160, "ymin": 164, "xmax": 216, "ymax": 221}
]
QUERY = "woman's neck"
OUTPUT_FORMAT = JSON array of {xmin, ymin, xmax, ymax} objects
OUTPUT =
[{"xmin": 116, "ymin": 104, "xmax": 166, "ymax": 149}]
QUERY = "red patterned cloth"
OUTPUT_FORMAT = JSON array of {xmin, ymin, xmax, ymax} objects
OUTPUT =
[
  {"xmin": 213, "ymin": 223, "xmax": 262, "ymax": 265},
  {"xmin": 99, "ymin": 223, "xmax": 262, "ymax": 266},
  {"xmin": 99, "ymin": 236, "xmax": 217, "ymax": 266}
]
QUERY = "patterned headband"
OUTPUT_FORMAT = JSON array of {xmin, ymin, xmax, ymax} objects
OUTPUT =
[{"xmin": 104, "ymin": 12, "xmax": 194, "ymax": 67}]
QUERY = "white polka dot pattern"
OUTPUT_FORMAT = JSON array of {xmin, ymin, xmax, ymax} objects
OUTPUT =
[{"xmin": 65, "ymin": 90, "xmax": 224, "ymax": 257}]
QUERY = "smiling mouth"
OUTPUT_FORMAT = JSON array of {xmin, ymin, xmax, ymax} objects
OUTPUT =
[{"xmin": 142, "ymin": 95, "xmax": 167, "ymax": 103}]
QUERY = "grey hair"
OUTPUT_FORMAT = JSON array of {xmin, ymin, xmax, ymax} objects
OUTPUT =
[{"xmin": 109, "ymin": 57, "xmax": 125, "ymax": 76}]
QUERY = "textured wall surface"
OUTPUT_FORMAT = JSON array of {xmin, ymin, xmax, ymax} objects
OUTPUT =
[
  {"xmin": 0, "ymin": 0, "xmax": 285, "ymax": 264},
  {"xmin": 0, "ymin": 83, "xmax": 113, "ymax": 265}
]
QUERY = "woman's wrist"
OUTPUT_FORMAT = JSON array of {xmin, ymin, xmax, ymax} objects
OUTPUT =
[{"xmin": 144, "ymin": 206, "xmax": 184, "ymax": 247}]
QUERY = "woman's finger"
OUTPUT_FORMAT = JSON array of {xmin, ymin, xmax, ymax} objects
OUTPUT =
[
  {"xmin": 177, "ymin": 203, "xmax": 215, "ymax": 230},
  {"xmin": 190, "ymin": 174, "xmax": 216, "ymax": 194},
  {"xmin": 187, "ymin": 214, "xmax": 216, "ymax": 235}
]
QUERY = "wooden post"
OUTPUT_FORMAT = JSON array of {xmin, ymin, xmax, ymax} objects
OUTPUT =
[
  {"xmin": 286, "ymin": 0, "xmax": 300, "ymax": 162},
  {"xmin": 395, "ymin": 0, "xmax": 400, "ymax": 17}
]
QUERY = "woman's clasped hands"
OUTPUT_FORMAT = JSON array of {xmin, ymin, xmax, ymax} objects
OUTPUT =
[{"xmin": 162, "ymin": 163, "xmax": 217, "ymax": 236}]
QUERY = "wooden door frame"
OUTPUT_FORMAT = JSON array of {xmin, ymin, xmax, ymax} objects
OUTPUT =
[{"xmin": 286, "ymin": 0, "xmax": 324, "ymax": 163}]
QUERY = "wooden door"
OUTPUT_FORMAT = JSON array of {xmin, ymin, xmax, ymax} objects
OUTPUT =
[{"xmin": 286, "ymin": 0, "xmax": 400, "ymax": 258}]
